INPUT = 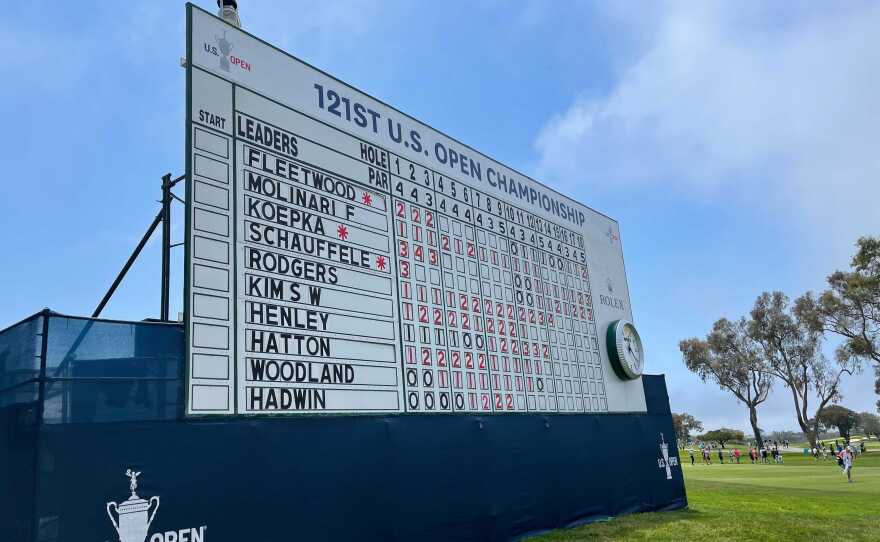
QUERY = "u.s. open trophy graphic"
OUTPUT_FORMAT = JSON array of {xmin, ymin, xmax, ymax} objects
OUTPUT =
[
  {"xmin": 106, "ymin": 469, "xmax": 160, "ymax": 542},
  {"xmin": 216, "ymin": 30, "xmax": 233, "ymax": 72},
  {"xmin": 659, "ymin": 433, "xmax": 672, "ymax": 480}
]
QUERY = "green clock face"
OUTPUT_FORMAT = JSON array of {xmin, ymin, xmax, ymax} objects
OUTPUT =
[{"xmin": 606, "ymin": 320, "xmax": 644, "ymax": 380}]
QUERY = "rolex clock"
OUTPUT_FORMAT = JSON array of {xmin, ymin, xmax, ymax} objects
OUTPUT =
[{"xmin": 606, "ymin": 320, "xmax": 644, "ymax": 380}]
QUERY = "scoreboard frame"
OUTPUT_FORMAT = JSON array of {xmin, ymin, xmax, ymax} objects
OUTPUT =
[{"xmin": 184, "ymin": 3, "xmax": 646, "ymax": 417}]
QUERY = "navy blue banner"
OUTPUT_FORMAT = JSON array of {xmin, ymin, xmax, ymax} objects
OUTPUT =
[
  {"xmin": 6, "ymin": 379, "xmax": 684, "ymax": 542},
  {"xmin": 0, "ymin": 314, "xmax": 685, "ymax": 542}
]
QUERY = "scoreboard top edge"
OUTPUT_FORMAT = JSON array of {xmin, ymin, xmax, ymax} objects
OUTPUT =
[{"xmin": 185, "ymin": 2, "xmax": 619, "ymax": 228}]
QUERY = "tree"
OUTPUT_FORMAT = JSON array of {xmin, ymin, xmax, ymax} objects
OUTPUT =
[
  {"xmin": 817, "ymin": 405, "xmax": 859, "ymax": 444},
  {"xmin": 672, "ymin": 413, "xmax": 703, "ymax": 444},
  {"xmin": 796, "ymin": 237, "xmax": 880, "ymax": 411},
  {"xmin": 749, "ymin": 292, "xmax": 859, "ymax": 448},
  {"xmin": 858, "ymin": 412, "xmax": 880, "ymax": 439},
  {"xmin": 680, "ymin": 318, "xmax": 772, "ymax": 448},
  {"xmin": 701, "ymin": 428, "xmax": 745, "ymax": 448},
  {"xmin": 766, "ymin": 430, "xmax": 802, "ymax": 443}
]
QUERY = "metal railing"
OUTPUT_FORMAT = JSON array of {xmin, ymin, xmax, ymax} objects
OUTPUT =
[{"xmin": 0, "ymin": 310, "xmax": 184, "ymax": 424}]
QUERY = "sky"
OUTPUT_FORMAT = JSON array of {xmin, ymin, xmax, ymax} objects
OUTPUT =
[{"xmin": 1, "ymin": 0, "xmax": 878, "ymax": 432}]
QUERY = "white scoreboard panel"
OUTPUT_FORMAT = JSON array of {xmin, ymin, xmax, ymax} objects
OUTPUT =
[{"xmin": 184, "ymin": 4, "xmax": 646, "ymax": 416}]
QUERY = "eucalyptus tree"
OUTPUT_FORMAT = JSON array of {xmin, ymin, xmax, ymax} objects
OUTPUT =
[
  {"xmin": 858, "ymin": 412, "xmax": 880, "ymax": 438},
  {"xmin": 700, "ymin": 428, "xmax": 745, "ymax": 448},
  {"xmin": 671, "ymin": 412, "xmax": 703, "ymax": 444},
  {"xmin": 817, "ymin": 405, "xmax": 859, "ymax": 445},
  {"xmin": 749, "ymin": 292, "xmax": 859, "ymax": 448},
  {"xmin": 796, "ymin": 237, "xmax": 880, "ymax": 410},
  {"xmin": 680, "ymin": 317, "xmax": 772, "ymax": 448}
]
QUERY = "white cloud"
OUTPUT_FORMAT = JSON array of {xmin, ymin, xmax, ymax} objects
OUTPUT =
[
  {"xmin": 531, "ymin": 1, "xmax": 880, "ymax": 430},
  {"xmin": 535, "ymin": 1, "xmax": 880, "ymax": 257},
  {"xmin": 238, "ymin": 0, "xmax": 392, "ymax": 64}
]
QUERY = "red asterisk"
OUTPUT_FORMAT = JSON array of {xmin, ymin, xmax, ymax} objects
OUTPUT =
[
  {"xmin": 362, "ymin": 192, "xmax": 373, "ymax": 206},
  {"xmin": 376, "ymin": 255, "xmax": 387, "ymax": 270},
  {"xmin": 337, "ymin": 224, "xmax": 349, "ymax": 241}
]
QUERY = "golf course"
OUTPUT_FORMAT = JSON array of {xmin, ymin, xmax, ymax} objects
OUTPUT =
[{"xmin": 532, "ymin": 441, "xmax": 880, "ymax": 541}]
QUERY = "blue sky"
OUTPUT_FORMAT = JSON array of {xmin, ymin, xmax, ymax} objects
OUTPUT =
[{"xmin": 1, "ymin": 1, "xmax": 878, "ymax": 431}]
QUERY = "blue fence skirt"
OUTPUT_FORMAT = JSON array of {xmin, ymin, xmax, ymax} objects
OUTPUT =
[{"xmin": 0, "ymin": 313, "xmax": 686, "ymax": 542}]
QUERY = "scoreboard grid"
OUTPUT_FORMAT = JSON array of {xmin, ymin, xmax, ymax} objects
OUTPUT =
[{"xmin": 186, "ymin": 4, "xmax": 633, "ymax": 416}]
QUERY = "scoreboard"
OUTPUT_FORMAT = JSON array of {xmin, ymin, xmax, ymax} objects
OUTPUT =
[{"xmin": 184, "ymin": 4, "xmax": 646, "ymax": 416}]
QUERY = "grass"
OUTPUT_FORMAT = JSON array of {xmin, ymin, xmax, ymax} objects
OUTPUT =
[{"xmin": 529, "ymin": 447, "xmax": 880, "ymax": 541}]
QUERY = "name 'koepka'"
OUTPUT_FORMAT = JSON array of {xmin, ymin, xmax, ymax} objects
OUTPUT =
[{"xmin": 245, "ymin": 195, "xmax": 326, "ymax": 235}]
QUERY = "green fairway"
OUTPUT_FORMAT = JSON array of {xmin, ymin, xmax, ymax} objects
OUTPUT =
[{"xmin": 530, "ymin": 448, "xmax": 880, "ymax": 541}]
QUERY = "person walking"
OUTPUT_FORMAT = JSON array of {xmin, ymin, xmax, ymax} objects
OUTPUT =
[
  {"xmin": 689, "ymin": 450, "xmax": 696, "ymax": 466},
  {"xmin": 718, "ymin": 448, "xmax": 724, "ymax": 464},
  {"xmin": 734, "ymin": 448, "xmax": 741, "ymax": 464},
  {"xmin": 842, "ymin": 448, "xmax": 854, "ymax": 482}
]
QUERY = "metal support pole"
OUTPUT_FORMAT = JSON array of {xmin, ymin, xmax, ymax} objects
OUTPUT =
[
  {"xmin": 161, "ymin": 173, "xmax": 172, "ymax": 322},
  {"xmin": 91, "ymin": 173, "xmax": 184, "ymax": 320},
  {"xmin": 36, "ymin": 309, "xmax": 50, "ymax": 424},
  {"xmin": 30, "ymin": 309, "xmax": 51, "ymax": 542},
  {"xmin": 92, "ymin": 210, "xmax": 163, "ymax": 318}
]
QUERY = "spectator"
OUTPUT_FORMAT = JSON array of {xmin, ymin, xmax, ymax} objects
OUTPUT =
[
  {"xmin": 718, "ymin": 449, "xmax": 724, "ymax": 464},
  {"xmin": 689, "ymin": 450, "xmax": 695, "ymax": 466},
  {"xmin": 734, "ymin": 448, "xmax": 741, "ymax": 464},
  {"xmin": 842, "ymin": 448, "xmax": 854, "ymax": 483}
]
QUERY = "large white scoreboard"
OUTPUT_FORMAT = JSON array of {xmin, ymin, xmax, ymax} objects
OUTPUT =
[{"xmin": 184, "ymin": 4, "xmax": 646, "ymax": 416}]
